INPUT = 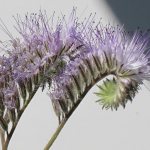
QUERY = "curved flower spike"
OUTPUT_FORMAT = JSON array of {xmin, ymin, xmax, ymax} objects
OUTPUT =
[
  {"xmin": 0, "ymin": 8, "xmax": 149, "ymax": 150},
  {"xmin": 49, "ymin": 23, "xmax": 150, "ymax": 120},
  {"xmin": 45, "ymin": 17, "xmax": 150, "ymax": 149}
]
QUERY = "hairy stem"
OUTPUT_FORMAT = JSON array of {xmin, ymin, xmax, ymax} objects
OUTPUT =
[
  {"xmin": 1, "ymin": 85, "xmax": 39, "ymax": 150},
  {"xmin": 44, "ymin": 74, "xmax": 108, "ymax": 149},
  {"xmin": 44, "ymin": 118, "xmax": 67, "ymax": 150},
  {"xmin": 0, "ymin": 130, "xmax": 6, "ymax": 150},
  {"xmin": 44, "ymin": 98, "xmax": 82, "ymax": 150},
  {"xmin": 0, "ymin": 58, "xmax": 63, "ymax": 149},
  {"xmin": 2, "ymin": 138, "xmax": 9, "ymax": 150}
]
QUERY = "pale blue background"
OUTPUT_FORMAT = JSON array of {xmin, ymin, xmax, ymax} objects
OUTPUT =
[{"xmin": 0, "ymin": 0, "xmax": 150, "ymax": 150}]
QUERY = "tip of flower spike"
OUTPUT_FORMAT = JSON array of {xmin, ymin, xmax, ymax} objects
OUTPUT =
[
  {"xmin": 95, "ymin": 77, "xmax": 139, "ymax": 110},
  {"xmin": 95, "ymin": 77, "xmax": 119, "ymax": 110}
]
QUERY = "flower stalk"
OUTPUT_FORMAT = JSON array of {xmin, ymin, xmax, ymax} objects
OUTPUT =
[
  {"xmin": 0, "ymin": 9, "xmax": 150, "ymax": 150},
  {"xmin": 44, "ymin": 118, "xmax": 67, "ymax": 150},
  {"xmin": 0, "ymin": 78, "xmax": 40, "ymax": 150}
]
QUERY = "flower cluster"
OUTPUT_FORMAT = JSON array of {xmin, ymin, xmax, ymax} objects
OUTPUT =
[
  {"xmin": 49, "ymin": 17, "xmax": 150, "ymax": 117},
  {"xmin": 0, "ymin": 9, "xmax": 75, "ymax": 108},
  {"xmin": 0, "ymin": 8, "xmax": 150, "ymax": 126},
  {"xmin": 1, "ymin": 8, "xmax": 150, "ymax": 150},
  {"xmin": 0, "ymin": 9, "xmax": 88, "ymax": 132}
]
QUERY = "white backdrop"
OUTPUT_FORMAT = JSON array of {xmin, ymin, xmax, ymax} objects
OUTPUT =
[{"xmin": 0, "ymin": 0, "xmax": 150, "ymax": 150}]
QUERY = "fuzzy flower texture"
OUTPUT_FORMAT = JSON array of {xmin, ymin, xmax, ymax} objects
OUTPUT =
[{"xmin": 0, "ymin": 9, "xmax": 150, "ymax": 127}]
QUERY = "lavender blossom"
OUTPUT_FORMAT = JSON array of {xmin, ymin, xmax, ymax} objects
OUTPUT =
[
  {"xmin": 0, "ymin": 8, "xmax": 150, "ymax": 150},
  {"xmin": 49, "ymin": 21, "xmax": 150, "ymax": 118},
  {"xmin": 0, "ymin": 8, "xmax": 87, "ymax": 149},
  {"xmin": 0, "ymin": 9, "xmax": 83, "ymax": 109}
]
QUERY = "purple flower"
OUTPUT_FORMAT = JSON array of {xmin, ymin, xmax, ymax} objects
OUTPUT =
[
  {"xmin": 0, "ymin": 8, "xmax": 88, "ymax": 111},
  {"xmin": 0, "ymin": 8, "xmax": 150, "ymax": 149},
  {"xmin": 49, "ymin": 17, "xmax": 150, "ymax": 114},
  {"xmin": 0, "ymin": 8, "xmax": 150, "ymax": 118}
]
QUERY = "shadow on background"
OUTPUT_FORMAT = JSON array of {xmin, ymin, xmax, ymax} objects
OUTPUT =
[
  {"xmin": 104, "ymin": 0, "xmax": 150, "ymax": 89},
  {"xmin": 104, "ymin": 0, "xmax": 150, "ymax": 31}
]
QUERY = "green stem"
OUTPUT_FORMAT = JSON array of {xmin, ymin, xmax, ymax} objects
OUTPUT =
[
  {"xmin": 0, "ymin": 130, "xmax": 9, "ymax": 150},
  {"xmin": 44, "ymin": 74, "xmax": 108, "ymax": 150},
  {"xmin": 0, "ymin": 58, "xmax": 62, "ymax": 149},
  {"xmin": 3, "ymin": 138, "xmax": 9, "ymax": 150},
  {"xmin": 0, "ymin": 130, "xmax": 5, "ymax": 150},
  {"xmin": 44, "ymin": 97, "xmax": 84, "ymax": 150},
  {"xmin": 44, "ymin": 118, "xmax": 67, "ymax": 150},
  {"xmin": 1, "ymin": 85, "xmax": 39, "ymax": 150}
]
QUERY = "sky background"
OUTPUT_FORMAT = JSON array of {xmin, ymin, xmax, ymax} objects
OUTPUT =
[{"xmin": 0, "ymin": 0, "xmax": 150, "ymax": 150}]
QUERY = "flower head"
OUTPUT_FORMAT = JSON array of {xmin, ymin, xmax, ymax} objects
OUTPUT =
[
  {"xmin": 0, "ymin": 8, "xmax": 83, "ymax": 108},
  {"xmin": 0, "ymin": 9, "xmax": 150, "ymax": 147},
  {"xmin": 49, "ymin": 14, "xmax": 150, "ymax": 118},
  {"xmin": 0, "ymin": 9, "xmax": 150, "ymax": 126}
]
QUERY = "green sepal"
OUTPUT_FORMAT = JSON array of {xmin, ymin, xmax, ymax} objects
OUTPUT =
[
  {"xmin": 0, "ymin": 93, "xmax": 4, "ymax": 116},
  {"xmin": 18, "ymin": 80, "xmax": 27, "ymax": 101},
  {"xmin": 0, "ymin": 117, "xmax": 8, "ymax": 131},
  {"xmin": 26, "ymin": 77, "xmax": 33, "ymax": 93},
  {"xmin": 95, "ymin": 77, "xmax": 119, "ymax": 110},
  {"xmin": 8, "ymin": 109, "xmax": 16, "ymax": 123}
]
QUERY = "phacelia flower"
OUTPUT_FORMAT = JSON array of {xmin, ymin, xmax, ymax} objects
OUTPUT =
[
  {"xmin": 0, "ymin": 9, "xmax": 83, "ymax": 109},
  {"xmin": 0, "ymin": 8, "xmax": 150, "ymax": 130},
  {"xmin": 0, "ymin": 8, "xmax": 150, "ymax": 149},
  {"xmin": 0, "ymin": 8, "xmax": 88, "ymax": 131},
  {"xmin": 49, "ymin": 14, "xmax": 150, "ymax": 121}
]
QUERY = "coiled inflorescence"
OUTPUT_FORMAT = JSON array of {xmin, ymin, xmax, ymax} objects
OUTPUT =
[
  {"xmin": 0, "ymin": 8, "xmax": 150, "ymax": 150},
  {"xmin": 0, "ymin": 8, "xmax": 150, "ymax": 129},
  {"xmin": 49, "ymin": 12, "xmax": 150, "ymax": 121}
]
